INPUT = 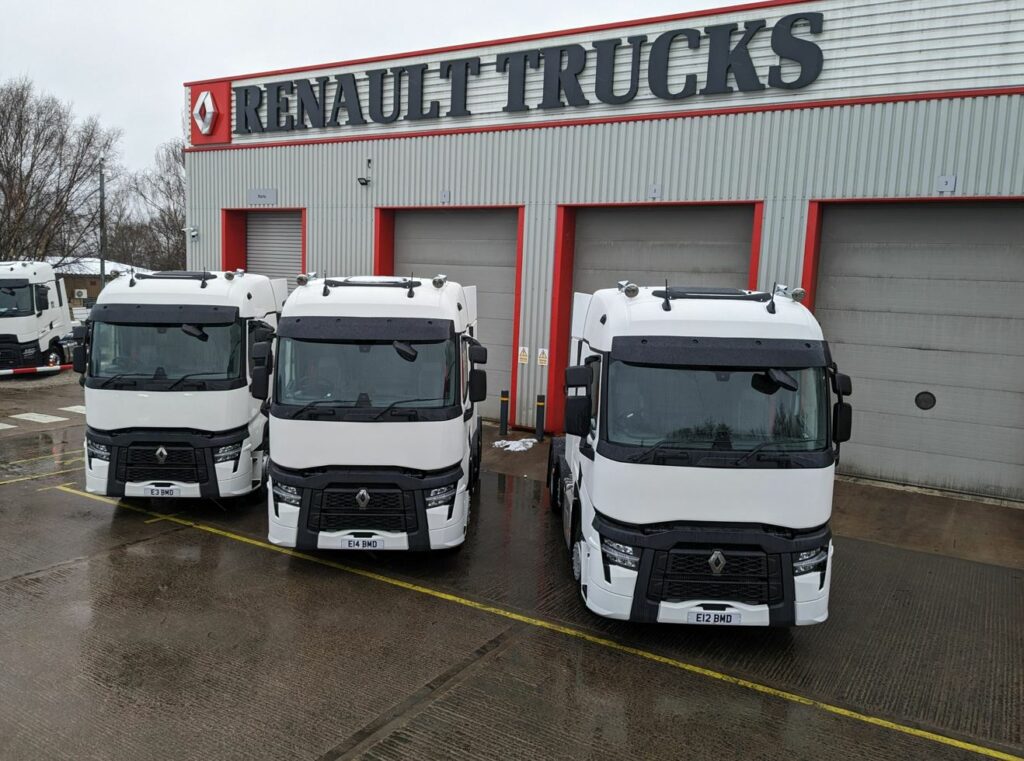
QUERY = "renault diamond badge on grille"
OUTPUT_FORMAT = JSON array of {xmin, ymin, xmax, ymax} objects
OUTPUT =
[
  {"xmin": 708, "ymin": 550, "xmax": 727, "ymax": 575},
  {"xmin": 356, "ymin": 489, "xmax": 370, "ymax": 509},
  {"xmin": 155, "ymin": 446, "xmax": 168, "ymax": 465}
]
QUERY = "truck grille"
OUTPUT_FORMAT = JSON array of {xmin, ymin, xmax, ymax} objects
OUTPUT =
[
  {"xmin": 648, "ymin": 548, "xmax": 783, "ymax": 606},
  {"xmin": 0, "ymin": 344, "xmax": 20, "ymax": 369},
  {"xmin": 117, "ymin": 444, "xmax": 207, "ymax": 484},
  {"xmin": 309, "ymin": 488, "xmax": 415, "ymax": 534}
]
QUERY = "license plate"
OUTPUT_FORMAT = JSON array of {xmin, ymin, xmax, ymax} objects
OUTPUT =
[
  {"xmin": 688, "ymin": 611, "xmax": 741, "ymax": 625},
  {"xmin": 144, "ymin": 486, "xmax": 180, "ymax": 498},
  {"xmin": 345, "ymin": 538, "xmax": 382, "ymax": 550}
]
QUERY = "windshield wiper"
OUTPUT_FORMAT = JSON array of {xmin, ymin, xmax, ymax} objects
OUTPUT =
[
  {"xmin": 98, "ymin": 372, "xmax": 151, "ymax": 389},
  {"xmin": 735, "ymin": 441, "xmax": 775, "ymax": 466},
  {"xmin": 288, "ymin": 398, "xmax": 358, "ymax": 419},
  {"xmin": 372, "ymin": 397, "xmax": 446, "ymax": 421},
  {"xmin": 166, "ymin": 372, "xmax": 221, "ymax": 391},
  {"xmin": 628, "ymin": 439, "xmax": 692, "ymax": 464}
]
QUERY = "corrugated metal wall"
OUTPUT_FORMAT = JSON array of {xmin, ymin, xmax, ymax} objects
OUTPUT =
[{"xmin": 187, "ymin": 93, "xmax": 1024, "ymax": 425}]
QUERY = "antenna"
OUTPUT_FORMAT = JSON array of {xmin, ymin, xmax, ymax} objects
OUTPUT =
[
  {"xmin": 200, "ymin": 271, "xmax": 209, "ymax": 289},
  {"xmin": 661, "ymin": 279, "xmax": 672, "ymax": 311},
  {"xmin": 766, "ymin": 282, "xmax": 777, "ymax": 314},
  {"xmin": 128, "ymin": 267, "xmax": 136, "ymax": 288}
]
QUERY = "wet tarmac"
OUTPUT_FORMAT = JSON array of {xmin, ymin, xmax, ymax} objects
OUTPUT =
[{"xmin": 0, "ymin": 422, "xmax": 1021, "ymax": 761}]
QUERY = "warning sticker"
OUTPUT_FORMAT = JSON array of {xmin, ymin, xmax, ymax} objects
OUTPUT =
[
  {"xmin": 537, "ymin": 348, "xmax": 549, "ymax": 367},
  {"xmin": 518, "ymin": 347, "xmax": 529, "ymax": 364}
]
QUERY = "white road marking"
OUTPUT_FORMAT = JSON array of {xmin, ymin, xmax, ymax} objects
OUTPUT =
[
  {"xmin": 59, "ymin": 405, "xmax": 87, "ymax": 414},
  {"xmin": 0, "ymin": 423, "xmax": 16, "ymax": 430},
  {"xmin": 9, "ymin": 413, "xmax": 69, "ymax": 424}
]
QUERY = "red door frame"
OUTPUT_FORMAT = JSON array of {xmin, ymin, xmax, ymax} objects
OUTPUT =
[
  {"xmin": 546, "ymin": 200, "xmax": 765, "ymax": 433},
  {"xmin": 800, "ymin": 196, "xmax": 1024, "ymax": 313},
  {"xmin": 220, "ymin": 207, "xmax": 308, "ymax": 273},
  {"xmin": 373, "ymin": 204, "xmax": 527, "ymax": 426}
]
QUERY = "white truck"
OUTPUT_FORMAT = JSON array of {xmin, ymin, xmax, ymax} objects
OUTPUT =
[
  {"xmin": 259, "ymin": 275, "xmax": 487, "ymax": 552},
  {"xmin": 547, "ymin": 284, "xmax": 852, "ymax": 627},
  {"xmin": 0, "ymin": 261, "xmax": 74, "ymax": 370},
  {"xmin": 75, "ymin": 270, "xmax": 287, "ymax": 499}
]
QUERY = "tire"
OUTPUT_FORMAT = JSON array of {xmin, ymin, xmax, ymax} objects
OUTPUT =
[
  {"xmin": 548, "ymin": 462, "xmax": 562, "ymax": 513},
  {"xmin": 570, "ymin": 512, "xmax": 584, "ymax": 584}
]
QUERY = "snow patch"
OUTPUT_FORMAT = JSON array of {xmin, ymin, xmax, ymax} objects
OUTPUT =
[{"xmin": 493, "ymin": 438, "xmax": 537, "ymax": 453}]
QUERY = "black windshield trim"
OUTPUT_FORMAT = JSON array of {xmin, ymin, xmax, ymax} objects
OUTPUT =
[
  {"xmin": 278, "ymin": 316, "xmax": 453, "ymax": 341},
  {"xmin": 270, "ymin": 401, "xmax": 462, "ymax": 423},
  {"xmin": 596, "ymin": 440, "xmax": 834, "ymax": 469},
  {"xmin": 0, "ymin": 278, "xmax": 30, "ymax": 287},
  {"xmin": 610, "ymin": 336, "xmax": 830, "ymax": 368},
  {"xmin": 90, "ymin": 303, "xmax": 240, "ymax": 325}
]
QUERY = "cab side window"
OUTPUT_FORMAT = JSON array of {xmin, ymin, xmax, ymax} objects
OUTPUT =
[{"xmin": 585, "ymin": 354, "xmax": 601, "ymax": 431}]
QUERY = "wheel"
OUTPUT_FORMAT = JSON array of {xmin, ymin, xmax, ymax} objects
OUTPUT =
[
  {"xmin": 548, "ymin": 462, "xmax": 562, "ymax": 513},
  {"xmin": 45, "ymin": 344, "xmax": 64, "ymax": 367},
  {"xmin": 570, "ymin": 513, "xmax": 584, "ymax": 584}
]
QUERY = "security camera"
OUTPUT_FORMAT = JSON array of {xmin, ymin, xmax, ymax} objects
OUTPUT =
[
  {"xmin": 182, "ymin": 226, "xmax": 199, "ymax": 239},
  {"xmin": 357, "ymin": 177, "xmax": 370, "ymax": 186}
]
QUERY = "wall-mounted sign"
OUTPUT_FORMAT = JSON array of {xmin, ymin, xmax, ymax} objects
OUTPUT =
[
  {"xmin": 246, "ymin": 188, "xmax": 278, "ymax": 205},
  {"xmin": 193, "ymin": 11, "xmax": 824, "ymax": 146},
  {"xmin": 518, "ymin": 347, "xmax": 530, "ymax": 365},
  {"xmin": 537, "ymin": 348, "xmax": 549, "ymax": 367}
]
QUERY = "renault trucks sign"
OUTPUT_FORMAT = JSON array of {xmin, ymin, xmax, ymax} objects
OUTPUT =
[{"xmin": 188, "ymin": 10, "xmax": 825, "ymax": 147}]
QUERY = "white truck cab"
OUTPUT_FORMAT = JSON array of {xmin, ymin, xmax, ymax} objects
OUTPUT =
[
  {"xmin": 0, "ymin": 261, "xmax": 73, "ymax": 369},
  {"xmin": 548, "ymin": 284, "xmax": 853, "ymax": 627},
  {"xmin": 262, "ymin": 275, "xmax": 488, "ymax": 552},
  {"xmin": 77, "ymin": 270, "xmax": 287, "ymax": 499}
]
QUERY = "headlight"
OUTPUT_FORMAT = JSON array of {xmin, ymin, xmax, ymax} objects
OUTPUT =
[
  {"xmin": 214, "ymin": 442, "xmax": 243, "ymax": 463},
  {"xmin": 425, "ymin": 484, "xmax": 457, "ymax": 508},
  {"xmin": 86, "ymin": 439, "xmax": 110, "ymax": 462},
  {"xmin": 272, "ymin": 482, "xmax": 301, "ymax": 506},
  {"xmin": 601, "ymin": 537, "xmax": 640, "ymax": 570},
  {"xmin": 793, "ymin": 545, "xmax": 829, "ymax": 575}
]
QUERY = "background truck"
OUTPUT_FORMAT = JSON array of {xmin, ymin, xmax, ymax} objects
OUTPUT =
[
  {"xmin": 547, "ymin": 283, "xmax": 852, "ymax": 627},
  {"xmin": 76, "ymin": 270, "xmax": 287, "ymax": 499},
  {"xmin": 0, "ymin": 261, "xmax": 74, "ymax": 370},
  {"xmin": 259, "ymin": 274, "xmax": 488, "ymax": 552}
]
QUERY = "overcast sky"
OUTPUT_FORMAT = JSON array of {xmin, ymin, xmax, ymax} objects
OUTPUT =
[{"xmin": 2, "ymin": 0, "xmax": 717, "ymax": 171}]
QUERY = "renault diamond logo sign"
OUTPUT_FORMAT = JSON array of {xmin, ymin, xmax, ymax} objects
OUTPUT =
[
  {"xmin": 192, "ymin": 90, "xmax": 217, "ymax": 136},
  {"xmin": 155, "ymin": 446, "xmax": 168, "ymax": 465},
  {"xmin": 708, "ymin": 550, "xmax": 727, "ymax": 575},
  {"xmin": 355, "ymin": 489, "xmax": 370, "ymax": 509}
]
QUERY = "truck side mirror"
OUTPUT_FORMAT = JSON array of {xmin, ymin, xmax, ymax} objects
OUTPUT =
[
  {"xmin": 72, "ymin": 345, "xmax": 87, "ymax": 374},
  {"xmin": 565, "ymin": 396, "xmax": 592, "ymax": 437},
  {"xmin": 469, "ymin": 369, "xmax": 487, "ymax": 403},
  {"xmin": 251, "ymin": 367, "xmax": 270, "ymax": 401},
  {"xmin": 468, "ymin": 344, "xmax": 487, "ymax": 365},
  {"xmin": 251, "ymin": 341, "xmax": 273, "ymax": 374},
  {"xmin": 833, "ymin": 401, "xmax": 852, "ymax": 443},
  {"xmin": 565, "ymin": 365, "xmax": 592, "ymax": 389},
  {"xmin": 72, "ymin": 324, "xmax": 87, "ymax": 341},
  {"xmin": 832, "ymin": 372, "xmax": 852, "ymax": 397}
]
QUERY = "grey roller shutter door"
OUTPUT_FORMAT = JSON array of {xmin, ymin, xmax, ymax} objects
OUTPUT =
[
  {"xmin": 246, "ymin": 211, "xmax": 302, "ymax": 290},
  {"xmin": 573, "ymin": 206, "xmax": 753, "ymax": 295},
  {"xmin": 815, "ymin": 202, "xmax": 1024, "ymax": 501},
  {"xmin": 393, "ymin": 210, "xmax": 518, "ymax": 420}
]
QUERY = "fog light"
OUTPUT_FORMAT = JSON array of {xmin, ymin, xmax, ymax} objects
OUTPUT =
[
  {"xmin": 793, "ymin": 546, "xmax": 829, "ymax": 575},
  {"xmin": 425, "ymin": 484, "xmax": 457, "ymax": 508},
  {"xmin": 601, "ymin": 537, "xmax": 640, "ymax": 570},
  {"xmin": 272, "ymin": 482, "xmax": 301, "ymax": 506},
  {"xmin": 86, "ymin": 439, "xmax": 110, "ymax": 462},
  {"xmin": 214, "ymin": 442, "xmax": 243, "ymax": 463}
]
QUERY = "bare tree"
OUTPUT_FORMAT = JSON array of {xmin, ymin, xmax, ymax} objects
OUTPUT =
[
  {"xmin": 0, "ymin": 78, "xmax": 121, "ymax": 264},
  {"xmin": 132, "ymin": 139, "xmax": 186, "ymax": 271}
]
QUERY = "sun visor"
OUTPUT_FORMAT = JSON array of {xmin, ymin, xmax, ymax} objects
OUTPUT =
[
  {"xmin": 610, "ymin": 336, "xmax": 831, "ymax": 368},
  {"xmin": 278, "ymin": 316, "xmax": 454, "ymax": 341},
  {"xmin": 90, "ymin": 303, "xmax": 239, "ymax": 325}
]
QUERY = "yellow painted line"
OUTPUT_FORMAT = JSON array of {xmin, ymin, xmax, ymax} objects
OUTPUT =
[
  {"xmin": 144, "ymin": 512, "xmax": 181, "ymax": 524},
  {"xmin": 36, "ymin": 481, "xmax": 77, "ymax": 492},
  {"xmin": 4, "ymin": 450, "xmax": 78, "ymax": 466},
  {"xmin": 56, "ymin": 484, "xmax": 1023, "ymax": 761},
  {"xmin": 0, "ymin": 467, "xmax": 81, "ymax": 487}
]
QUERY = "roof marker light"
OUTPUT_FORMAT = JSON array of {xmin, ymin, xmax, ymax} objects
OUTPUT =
[
  {"xmin": 623, "ymin": 283, "xmax": 640, "ymax": 298},
  {"xmin": 432, "ymin": 274, "xmax": 447, "ymax": 289},
  {"xmin": 791, "ymin": 287, "xmax": 807, "ymax": 302},
  {"xmin": 224, "ymin": 271, "xmax": 235, "ymax": 280},
  {"xmin": 296, "ymin": 274, "xmax": 309, "ymax": 286}
]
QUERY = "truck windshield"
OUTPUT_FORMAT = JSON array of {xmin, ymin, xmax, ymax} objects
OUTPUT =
[
  {"xmin": 276, "ymin": 337, "xmax": 459, "ymax": 410},
  {"xmin": 89, "ymin": 321, "xmax": 244, "ymax": 383},
  {"xmin": 606, "ymin": 361, "xmax": 828, "ymax": 452},
  {"xmin": 0, "ymin": 283, "xmax": 33, "ymax": 317}
]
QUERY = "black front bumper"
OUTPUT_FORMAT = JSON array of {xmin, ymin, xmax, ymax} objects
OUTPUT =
[
  {"xmin": 593, "ymin": 511, "xmax": 831, "ymax": 626},
  {"xmin": 87, "ymin": 425, "xmax": 249, "ymax": 499},
  {"xmin": 0, "ymin": 336, "xmax": 38, "ymax": 370},
  {"xmin": 269, "ymin": 461, "xmax": 464, "ymax": 551}
]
